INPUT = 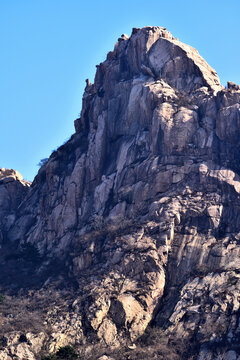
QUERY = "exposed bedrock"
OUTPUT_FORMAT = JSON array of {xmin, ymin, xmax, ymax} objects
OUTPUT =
[{"xmin": 1, "ymin": 26, "xmax": 240, "ymax": 359}]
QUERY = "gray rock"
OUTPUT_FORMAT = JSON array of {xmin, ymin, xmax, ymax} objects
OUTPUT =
[{"xmin": 1, "ymin": 26, "xmax": 240, "ymax": 359}]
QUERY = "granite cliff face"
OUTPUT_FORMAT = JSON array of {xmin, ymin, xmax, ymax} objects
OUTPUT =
[
  {"xmin": 1, "ymin": 26, "xmax": 240, "ymax": 360},
  {"xmin": 0, "ymin": 169, "xmax": 30, "ymax": 245}
]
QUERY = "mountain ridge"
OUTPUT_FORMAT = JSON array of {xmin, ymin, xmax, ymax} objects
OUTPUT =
[{"xmin": 0, "ymin": 26, "xmax": 240, "ymax": 360}]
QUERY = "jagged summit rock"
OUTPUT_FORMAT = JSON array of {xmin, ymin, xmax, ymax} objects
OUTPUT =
[
  {"xmin": 0, "ymin": 168, "xmax": 26, "ymax": 182},
  {"xmin": 0, "ymin": 27, "xmax": 240, "ymax": 359},
  {"xmin": 227, "ymin": 81, "xmax": 240, "ymax": 91},
  {"xmin": 0, "ymin": 168, "xmax": 30, "ymax": 210},
  {"xmin": 80, "ymin": 26, "xmax": 221, "ymax": 108},
  {"xmin": 0, "ymin": 168, "xmax": 30, "ymax": 235}
]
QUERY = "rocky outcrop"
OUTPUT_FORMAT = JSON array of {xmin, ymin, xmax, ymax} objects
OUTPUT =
[
  {"xmin": 1, "ymin": 26, "xmax": 240, "ymax": 359},
  {"xmin": 0, "ymin": 169, "xmax": 30, "ymax": 243}
]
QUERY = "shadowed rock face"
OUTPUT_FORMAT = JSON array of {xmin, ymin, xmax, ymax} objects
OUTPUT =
[{"xmin": 1, "ymin": 26, "xmax": 240, "ymax": 359}]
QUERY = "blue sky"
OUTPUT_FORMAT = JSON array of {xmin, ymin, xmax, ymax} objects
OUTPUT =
[{"xmin": 1, "ymin": 0, "xmax": 240, "ymax": 181}]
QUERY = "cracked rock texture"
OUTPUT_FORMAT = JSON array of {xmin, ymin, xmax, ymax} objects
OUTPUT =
[
  {"xmin": 1, "ymin": 26, "xmax": 240, "ymax": 359},
  {"xmin": 0, "ymin": 169, "xmax": 30, "ymax": 245}
]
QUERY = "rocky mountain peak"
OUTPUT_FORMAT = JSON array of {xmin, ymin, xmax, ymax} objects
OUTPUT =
[
  {"xmin": 1, "ymin": 27, "xmax": 240, "ymax": 360},
  {"xmin": 0, "ymin": 168, "xmax": 24, "ymax": 181},
  {"xmin": 0, "ymin": 168, "xmax": 30, "ymax": 220},
  {"xmin": 83, "ymin": 26, "xmax": 220, "ymax": 107}
]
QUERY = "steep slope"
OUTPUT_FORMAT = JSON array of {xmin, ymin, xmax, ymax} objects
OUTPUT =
[
  {"xmin": 1, "ymin": 26, "xmax": 240, "ymax": 360},
  {"xmin": 0, "ymin": 169, "xmax": 30, "ymax": 244}
]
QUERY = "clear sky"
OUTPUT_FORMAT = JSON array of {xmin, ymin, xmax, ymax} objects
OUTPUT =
[{"xmin": 1, "ymin": 0, "xmax": 240, "ymax": 181}]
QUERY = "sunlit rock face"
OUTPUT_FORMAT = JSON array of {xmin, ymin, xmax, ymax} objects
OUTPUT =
[{"xmin": 1, "ymin": 26, "xmax": 240, "ymax": 359}]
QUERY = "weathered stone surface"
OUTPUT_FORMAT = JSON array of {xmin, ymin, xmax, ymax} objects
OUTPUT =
[
  {"xmin": 0, "ymin": 168, "xmax": 30, "ymax": 246},
  {"xmin": 1, "ymin": 26, "xmax": 240, "ymax": 359},
  {"xmin": 0, "ymin": 168, "xmax": 30, "ymax": 214}
]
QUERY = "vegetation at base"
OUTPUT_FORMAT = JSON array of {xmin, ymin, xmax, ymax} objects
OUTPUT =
[
  {"xmin": 42, "ymin": 345, "xmax": 80, "ymax": 360},
  {"xmin": 5, "ymin": 242, "xmax": 41, "ymax": 265},
  {"xmin": 0, "ymin": 241, "xmax": 43, "ymax": 289},
  {"xmin": 37, "ymin": 158, "xmax": 48, "ymax": 167},
  {"xmin": 0, "ymin": 292, "xmax": 5, "ymax": 304},
  {"xmin": 20, "ymin": 242, "xmax": 41, "ymax": 264}
]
